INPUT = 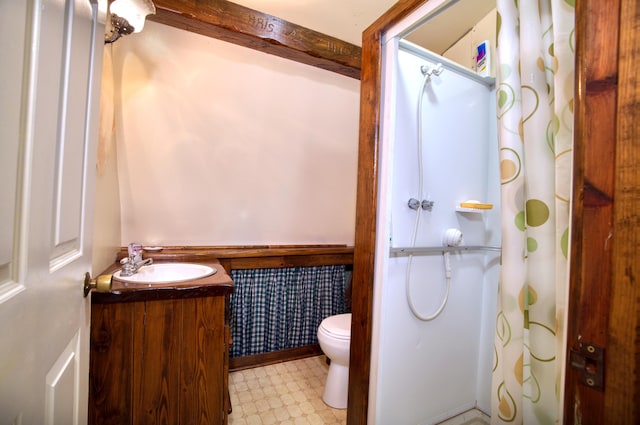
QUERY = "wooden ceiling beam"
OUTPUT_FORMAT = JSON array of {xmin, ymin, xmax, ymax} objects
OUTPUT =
[{"xmin": 149, "ymin": 0, "xmax": 362, "ymax": 79}]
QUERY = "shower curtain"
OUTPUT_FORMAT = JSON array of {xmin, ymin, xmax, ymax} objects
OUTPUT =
[{"xmin": 492, "ymin": 1, "xmax": 575, "ymax": 424}]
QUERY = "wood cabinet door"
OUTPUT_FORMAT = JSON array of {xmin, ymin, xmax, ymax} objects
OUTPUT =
[
  {"xmin": 89, "ymin": 302, "xmax": 136, "ymax": 424},
  {"xmin": 90, "ymin": 296, "xmax": 228, "ymax": 424}
]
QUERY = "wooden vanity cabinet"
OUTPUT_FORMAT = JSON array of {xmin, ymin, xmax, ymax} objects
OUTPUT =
[{"xmin": 88, "ymin": 267, "xmax": 233, "ymax": 425}]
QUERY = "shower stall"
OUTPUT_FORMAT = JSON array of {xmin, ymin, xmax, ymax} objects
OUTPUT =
[{"xmin": 368, "ymin": 40, "xmax": 500, "ymax": 423}]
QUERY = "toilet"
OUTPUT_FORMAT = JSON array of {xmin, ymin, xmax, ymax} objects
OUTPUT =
[{"xmin": 317, "ymin": 313, "xmax": 352, "ymax": 409}]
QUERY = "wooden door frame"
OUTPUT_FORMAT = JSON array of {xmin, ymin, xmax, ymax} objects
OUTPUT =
[
  {"xmin": 350, "ymin": 0, "xmax": 639, "ymax": 424},
  {"xmin": 349, "ymin": 2, "xmax": 427, "ymax": 421},
  {"xmin": 565, "ymin": 0, "xmax": 639, "ymax": 423}
]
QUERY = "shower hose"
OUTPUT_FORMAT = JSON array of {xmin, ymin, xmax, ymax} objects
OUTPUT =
[{"xmin": 405, "ymin": 64, "xmax": 451, "ymax": 322}]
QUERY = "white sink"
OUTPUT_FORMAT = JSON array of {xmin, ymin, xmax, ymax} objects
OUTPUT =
[{"xmin": 113, "ymin": 263, "xmax": 217, "ymax": 284}]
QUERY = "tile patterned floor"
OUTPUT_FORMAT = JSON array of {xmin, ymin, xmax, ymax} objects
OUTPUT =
[
  {"xmin": 228, "ymin": 355, "xmax": 489, "ymax": 425},
  {"xmin": 228, "ymin": 355, "xmax": 347, "ymax": 425},
  {"xmin": 437, "ymin": 409, "xmax": 490, "ymax": 425}
]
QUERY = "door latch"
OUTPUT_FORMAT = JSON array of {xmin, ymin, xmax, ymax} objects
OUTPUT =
[{"xmin": 569, "ymin": 342, "xmax": 604, "ymax": 391}]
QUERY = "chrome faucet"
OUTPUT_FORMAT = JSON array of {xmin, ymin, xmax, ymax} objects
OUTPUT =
[{"xmin": 119, "ymin": 242, "xmax": 153, "ymax": 277}]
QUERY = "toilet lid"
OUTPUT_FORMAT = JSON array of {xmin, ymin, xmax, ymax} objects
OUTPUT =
[{"xmin": 320, "ymin": 313, "xmax": 351, "ymax": 339}]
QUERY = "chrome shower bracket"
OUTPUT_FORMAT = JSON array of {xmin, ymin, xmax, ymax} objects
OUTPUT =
[{"xmin": 421, "ymin": 63, "xmax": 444, "ymax": 78}]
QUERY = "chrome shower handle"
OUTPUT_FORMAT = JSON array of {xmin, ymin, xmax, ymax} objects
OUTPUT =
[
  {"xmin": 421, "ymin": 200, "xmax": 434, "ymax": 211},
  {"xmin": 408, "ymin": 198, "xmax": 434, "ymax": 211}
]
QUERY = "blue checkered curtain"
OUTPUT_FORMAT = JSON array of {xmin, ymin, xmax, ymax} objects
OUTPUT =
[{"xmin": 230, "ymin": 266, "xmax": 347, "ymax": 358}]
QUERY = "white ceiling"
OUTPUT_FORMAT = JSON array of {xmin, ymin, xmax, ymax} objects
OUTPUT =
[{"xmin": 231, "ymin": 0, "xmax": 495, "ymax": 53}]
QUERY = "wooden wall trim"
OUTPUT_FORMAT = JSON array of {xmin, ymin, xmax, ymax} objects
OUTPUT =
[
  {"xmin": 116, "ymin": 245, "xmax": 353, "ymax": 263},
  {"xmin": 221, "ymin": 254, "xmax": 353, "ymax": 270},
  {"xmin": 229, "ymin": 345, "xmax": 323, "ymax": 372},
  {"xmin": 565, "ymin": 0, "xmax": 620, "ymax": 422},
  {"xmin": 149, "ymin": 0, "xmax": 362, "ymax": 79},
  {"xmin": 349, "ymin": 1, "xmax": 429, "ymax": 424},
  {"xmin": 114, "ymin": 244, "xmax": 354, "ymax": 287},
  {"xmin": 567, "ymin": 0, "xmax": 640, "ymax": 422},
  {"xmin": 606, "ymin": 0, "xmax": 640, "ymax": 420}
]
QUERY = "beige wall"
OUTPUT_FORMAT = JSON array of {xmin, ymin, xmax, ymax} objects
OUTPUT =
[
  {"xmin": 104, "ymin": 21, "xmax": 359, "ymax": 247},
  {"xmin": 443, "ymin": 9, "xmax": 497, "ymax": 77},
  {"xmin": 93, "ymin": 48, "xmax": 123, "ymax": 274}
]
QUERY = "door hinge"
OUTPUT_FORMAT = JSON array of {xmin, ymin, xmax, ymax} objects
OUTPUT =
[{"xmin": 569, "ymin": 342, "xmax": 604, "ymax": 391}]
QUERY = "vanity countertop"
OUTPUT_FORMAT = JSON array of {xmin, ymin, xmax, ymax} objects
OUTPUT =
[{"xmin": 92, "ymin": 258, "xmax": 234, "ymax": 304}]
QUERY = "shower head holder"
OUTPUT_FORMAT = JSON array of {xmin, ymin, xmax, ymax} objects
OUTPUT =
[
  {"xmin": 443, "ymin": 228, "xmax": 463, "ymax": 247},
  {"xmin": 421, "ymin": 63, "xmax": 444, "ymax": 78}
]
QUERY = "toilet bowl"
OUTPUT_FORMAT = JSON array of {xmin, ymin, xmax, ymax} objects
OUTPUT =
[{"xmin": 317, "ymin": 313, "xmax": 351, "ymax": 409}]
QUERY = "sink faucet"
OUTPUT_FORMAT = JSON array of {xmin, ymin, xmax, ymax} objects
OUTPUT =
[{"xmin": 120, "ymin": 242, "xmax": 153, "ymax": 277}]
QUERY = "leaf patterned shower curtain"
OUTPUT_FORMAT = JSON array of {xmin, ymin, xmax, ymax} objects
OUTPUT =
[{"xmin": 492, "ymin": 1, "xmax": 575, "ymax": 423}]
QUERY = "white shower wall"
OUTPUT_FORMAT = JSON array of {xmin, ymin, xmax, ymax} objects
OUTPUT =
[{"xmin": 370, "ymin": 43, "xmax": 500, "ymax": 424}]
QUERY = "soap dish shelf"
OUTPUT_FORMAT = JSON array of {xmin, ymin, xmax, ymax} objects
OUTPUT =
[{"xmin": 456, "ymin": 207, "xmax": 491, "ymax": 213}]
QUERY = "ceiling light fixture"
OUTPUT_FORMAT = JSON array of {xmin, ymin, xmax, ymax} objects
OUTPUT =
[{"xmin": 105, "ymin": 0, "xmax": 156, "ymax": 44}]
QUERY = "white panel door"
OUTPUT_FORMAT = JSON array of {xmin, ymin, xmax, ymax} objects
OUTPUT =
[{"xmin": 0, "ymin": 0, "xmax": 105, "ymax": 424}]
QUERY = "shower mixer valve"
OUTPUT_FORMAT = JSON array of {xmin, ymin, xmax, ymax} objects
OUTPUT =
[{"xmin": 407, "ymin": 198, "xmax": 434, "ymax": 211}]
